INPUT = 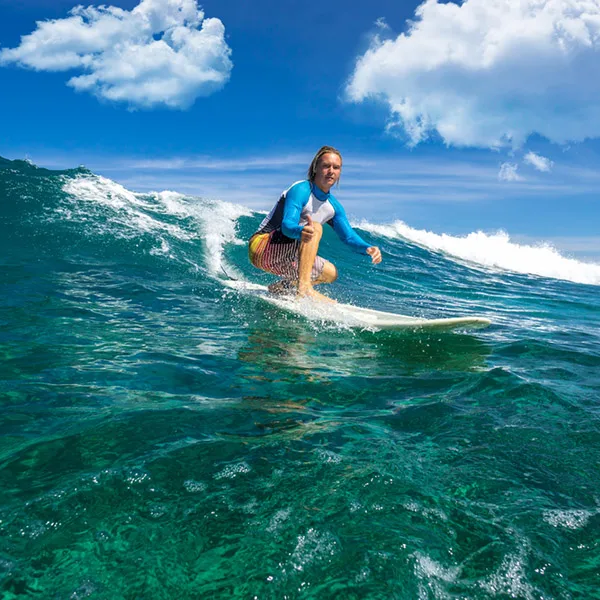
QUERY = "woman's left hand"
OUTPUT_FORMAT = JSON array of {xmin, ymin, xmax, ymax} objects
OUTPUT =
[{"xmin": 366, "ymin": 246, "xmax": 382, "ymax": 264}]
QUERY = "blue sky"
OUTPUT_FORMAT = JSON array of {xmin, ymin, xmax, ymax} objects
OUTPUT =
[{"xmin": 1, "ymin": 0, "xmax": 599, "ymax": 258}]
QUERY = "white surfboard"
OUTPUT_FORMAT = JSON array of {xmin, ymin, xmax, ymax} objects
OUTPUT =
[{"xmin": 223, "ymin": 280, "xmax": 491, "ymax": 332}]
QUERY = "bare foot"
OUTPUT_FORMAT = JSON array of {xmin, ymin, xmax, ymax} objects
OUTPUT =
[
  {"xmin": 268, "ymin": 280, "xmax": 295, "ymax": 296},
  {"xmin": 296, "ymin": 286, "xmax": 336, "ymax": 303}
]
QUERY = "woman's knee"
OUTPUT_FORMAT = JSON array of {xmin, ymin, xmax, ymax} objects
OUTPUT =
[{"xmin": 320, "ymin": 261, "xmax": 337, "ymax": 283}]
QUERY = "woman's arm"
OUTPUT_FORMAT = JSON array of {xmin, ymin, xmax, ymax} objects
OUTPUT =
[
  {"xmin": 328, "ymin": 197, "xmax": 371, "ymax": 254},
  {"xmin": 281, "ymin": 181, "xmax": 311, "ymax": 239}
]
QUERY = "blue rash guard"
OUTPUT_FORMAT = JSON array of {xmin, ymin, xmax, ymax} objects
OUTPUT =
[{"xmin": 256, "ymin": 180, "xmax": 371, "ymax": 254}]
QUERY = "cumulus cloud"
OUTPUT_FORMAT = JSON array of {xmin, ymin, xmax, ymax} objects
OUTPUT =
[
  {"xmin": 347, "ymin": 0, "xmax": 600, "ymax": 148},
  {"xmin": 498, "ymin": 162, "xmax": 523, "ymax": 182},
  {"xmin": 0, "ymin": 0, "xmax": 232, "ymax": 109},
  {"xmin": 524, "ymin": 151, "xmax": 554, "ymax": 172}
]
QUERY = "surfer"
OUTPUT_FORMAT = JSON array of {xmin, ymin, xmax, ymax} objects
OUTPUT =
[{"xmin": 248, "ymin": 146, "xmax": 382, "ymax": 302}]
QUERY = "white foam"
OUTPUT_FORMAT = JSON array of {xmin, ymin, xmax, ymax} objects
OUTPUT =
[
  {"xmin": 414, "ymin": 552, "xmax": 460, "ymax": 583},
  {"xmin": 266, "ymin": 508, "xmax": 292, "ymax": 533},
  {"xmin": 187, "ymin": 197, "xmax": 252, "ymax": 278},
  {"xmin": 183, "ymin": 480, "xmax": 207, "ymax": 493},
  {"xmin": 289, "ymin": 528, "xmax": 338, "ymax": 572},
  {"xmin": 144, "ymin": 190, "xmax": 253, "ymax": 278},
  {"xmin": 357, "ymin": 220, "xmax": 600, "ymax": 286},
  {"xmin": 479, "ymin": 549, "xmax": 537, "ymax": 600},
  {"xmin": 542, "ymin": 508, "xmax": 593, "ymax": 530},
  {"xmin": 61, "ymin": 173, "xmax": 252, "ymax": 277},
  {"xmin": 316, "ymin": 449, "xmax": 343, "ymax": 464},
  {"xmin": 213, "ymin": 462, "xmax": 251, "ymax": 480},
  {"xmin": 413, "ymin": 552, "xmax": 460, "ymax": 600},
  {"xmin": 222, "ymin": 281, "xmax": 369, "ymax": 331},
  {"xmin": 62, "ymin": 174, "xmax": 192, "ymax": 241}
]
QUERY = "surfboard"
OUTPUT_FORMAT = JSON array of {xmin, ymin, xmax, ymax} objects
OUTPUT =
[{"xmin": 223, "ymin": 280, "xmax": 491, "ymax": 332}]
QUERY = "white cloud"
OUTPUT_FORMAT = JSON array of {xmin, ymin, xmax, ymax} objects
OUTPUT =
[
  {"xmin": 524, "ymin": 151, "xmax": 554, "ymax": 172},
  {"xmin": 347, "ymin": 0, "xmax": 600, "ymax": 148},
  {"xmin": 374, "ymin": 17, "xmax": 391, "ymax": 31},
  {"xmin": 0, "ymin": 0, "xmax": 232, "ymax": 109},
  {"xmin": 498, "ymin": 162, "xmax": 523, "ymax": 182}
]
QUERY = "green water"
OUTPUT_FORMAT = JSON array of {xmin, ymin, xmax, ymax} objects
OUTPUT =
[{"xmin": 1, "ymin": 158, "xmax": 600, "ymax": 598}]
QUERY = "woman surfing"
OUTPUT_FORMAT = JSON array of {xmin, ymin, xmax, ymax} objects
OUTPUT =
[{"xmin": 248, "ymin": 146, "xmax": 382, "ymax": 302}]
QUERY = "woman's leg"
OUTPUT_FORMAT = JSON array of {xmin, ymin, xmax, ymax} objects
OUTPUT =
[
  {"xmin": 249, "ymin": 230, "xmax": 337, "ymax": 301},
  {"xmin": 297, "ymin": 223, "xmax": 336, "ymax": 302}
]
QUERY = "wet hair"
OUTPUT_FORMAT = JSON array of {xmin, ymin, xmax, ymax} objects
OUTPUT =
[{"xmin": 307, "ymin": 146, "xmax": 343, "ymax": 183}]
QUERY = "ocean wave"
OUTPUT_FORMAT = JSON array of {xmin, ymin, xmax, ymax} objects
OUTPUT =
[
  {"xmin": 356, "ymin": 220, "xmax": 600, "ymax": 286},
  {"xmin": 4, "ymin": 156, "xmax": 598, "ymax": 289},
  {"xmin": 61, "ymin": 172, "xmax": 252, "ymax": 277}
]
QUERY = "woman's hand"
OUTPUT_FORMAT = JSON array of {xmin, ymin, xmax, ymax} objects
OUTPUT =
[
  {"xmin": 366, "ymin": 246, "xmax": 382, "ymax": 264},
  {"xmin": 301, "ymin": 214, "xmax": 315, "ymax": 243}
]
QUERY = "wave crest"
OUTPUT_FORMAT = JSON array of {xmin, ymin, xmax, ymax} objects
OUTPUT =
[{"xmin": 357, "ymin": 220, "xmax": 600, "ymax": 286}]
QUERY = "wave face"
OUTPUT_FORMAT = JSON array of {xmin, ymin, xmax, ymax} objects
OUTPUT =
[{"xmin": 1, "ymin": 157, "xmax": 600, "ymax": 599}]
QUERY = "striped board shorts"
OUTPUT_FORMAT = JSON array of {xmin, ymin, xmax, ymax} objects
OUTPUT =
[{"xmin": 248, "ymin": 230, "xmax": 326, "ymax": 282}]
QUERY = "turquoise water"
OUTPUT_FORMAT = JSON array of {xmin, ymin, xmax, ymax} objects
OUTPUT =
[{"xmin": 1, "ymin": 156, "xmax": 599, "ymax": 598}]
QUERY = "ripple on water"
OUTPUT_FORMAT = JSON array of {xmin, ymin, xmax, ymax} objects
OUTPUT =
[
  {"xmin": 542, "ymin": 508, "xmax": 595, "ymax": 530},
  {"xmin": 289, "ymin": 528, "xmax": 339, "ymax": 573},
  {"xmin": 183, "ymin": 479, "xmax": 207, "ymax": 493},
  {"xmin": 213, "ymin": 462, "xmax": 252, "ymax": 480}
]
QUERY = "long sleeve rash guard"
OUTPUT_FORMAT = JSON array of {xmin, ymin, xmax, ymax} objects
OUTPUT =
[{"xmin": 256, "ymin": 180, "xmax": 370, "ymax": 254}]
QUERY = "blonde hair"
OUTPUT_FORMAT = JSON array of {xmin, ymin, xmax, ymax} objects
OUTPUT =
[{"xmin": 307, "ymin": 146, "xmax": 343, "ymax": 183}]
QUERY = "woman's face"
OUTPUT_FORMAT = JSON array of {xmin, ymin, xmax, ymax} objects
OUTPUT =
[{"xmin": 314, "ymin": 152, "xmax": 342, "ymax": 193}]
